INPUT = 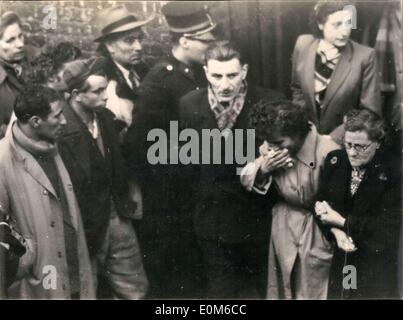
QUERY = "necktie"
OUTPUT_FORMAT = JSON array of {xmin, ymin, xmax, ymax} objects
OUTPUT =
[{"xmin": 128, "ymin": 70, "xmax": 140, "ymax": 89}]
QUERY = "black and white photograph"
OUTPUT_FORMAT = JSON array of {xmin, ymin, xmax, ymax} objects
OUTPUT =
[{"xmin": 0, "ymin": 0, "xmax": 402, "ymax": 304}]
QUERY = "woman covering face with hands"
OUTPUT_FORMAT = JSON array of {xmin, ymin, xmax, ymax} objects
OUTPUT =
[{"xmin": 241, "ymin": 99, "xmax": 340, "ymax": 299}]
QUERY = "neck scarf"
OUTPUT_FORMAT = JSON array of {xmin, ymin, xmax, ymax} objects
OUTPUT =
[
  {"xmin": 314, "ymin": 40, "xmax": 341, "ymax": 108},
  {"xmin": 208, "ymin": 82, "xmax": 247, "ymax": 130},
  {"xmin": 350, "ymin": 166, "xmax": 366, "ymax": 196}
]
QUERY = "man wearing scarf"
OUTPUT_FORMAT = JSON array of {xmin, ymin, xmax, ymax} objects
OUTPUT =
[
  {"xmin": 0, "ymin": 84, "xmax": 95, "ymax": 299},
  {"xmin": 179, "ymin": 42, "xmax": 283, "ymax": 298}
]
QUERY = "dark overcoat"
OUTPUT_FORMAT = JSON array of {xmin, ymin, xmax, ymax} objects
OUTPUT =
[{"xmin": 317, "ymin": 148, "xmax": 401, "ymax": 299}]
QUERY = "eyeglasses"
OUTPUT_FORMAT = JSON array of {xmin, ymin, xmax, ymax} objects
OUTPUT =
[{"xmin": 344, "ymin": 141, "xmax": 374, "ymax": 152}]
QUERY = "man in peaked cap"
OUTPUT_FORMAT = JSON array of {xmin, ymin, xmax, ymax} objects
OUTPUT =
[
  {"xmin": 57, "ymin": 58, "xmax": 148, "ymax": 299},
  {"xmin": 123, "ymin": 2, "xmax": 216, "ymax": 298},
  {"xmin": 94, "ymin": 5, "xmax": 153, "ymax": 133}
]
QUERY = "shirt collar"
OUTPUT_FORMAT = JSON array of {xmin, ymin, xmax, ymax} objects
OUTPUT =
[
  {"xmin": 296, "ymin": 122, "xmax": 318, "ymax": 169},
  {"xmin": 114, "ymin": 61, "xmax": 138, "ymax": 89}
]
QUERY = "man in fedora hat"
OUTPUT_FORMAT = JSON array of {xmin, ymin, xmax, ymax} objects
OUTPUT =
[
  {"xmin": 93, "ymin": 5, "xmax": 153, "ymax": 133},
  {"xmin": 123, "ymin": 2, "xmax": 216, "ymax": 298}
]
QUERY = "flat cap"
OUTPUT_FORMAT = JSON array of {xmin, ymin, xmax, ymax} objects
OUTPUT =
[{"xmin": 62, "ymin": 56, "xmax": 107, "ymax": 91}]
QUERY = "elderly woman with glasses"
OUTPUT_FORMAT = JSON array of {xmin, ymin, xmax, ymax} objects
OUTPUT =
[{"xmin": 315, "ymin": 108, "xmax": 401, "ymax": 299}]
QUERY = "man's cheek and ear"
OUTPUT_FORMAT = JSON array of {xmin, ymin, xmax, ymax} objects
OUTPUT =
[{"xmin": 241, "ymin": 64, "xmax": 249, "ymax": 80}]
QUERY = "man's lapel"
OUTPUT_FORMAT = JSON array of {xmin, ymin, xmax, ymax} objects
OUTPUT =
[
  {"xmin": 61, "ymin": 105, "xmax": 94, "ymax": 177},
  {"xmin": 22, "ymin": 155, "xmax": 58, "ymax": 198}
]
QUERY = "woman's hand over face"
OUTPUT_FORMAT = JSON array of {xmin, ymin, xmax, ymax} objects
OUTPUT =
[{"xmin": 259, "ymin": 142, "xmax": 293, "ymax": 175}]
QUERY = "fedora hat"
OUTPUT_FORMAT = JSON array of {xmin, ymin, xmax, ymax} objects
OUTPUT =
[{"xmin": 94, "ymin": 6, "xmax": 154, "ymax": 42}]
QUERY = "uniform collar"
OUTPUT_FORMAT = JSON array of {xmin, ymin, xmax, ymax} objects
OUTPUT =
[
  {"xmin": 166, "ymin": 53, "xmax": 195, "ymax": 81},
  {"xmin": 296, "ymin": 122, "xmax": 318, "ymax": 169}
]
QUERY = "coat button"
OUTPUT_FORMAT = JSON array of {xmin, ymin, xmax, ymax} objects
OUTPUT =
[
  {"xmin": 43, "ymin": 190, "xmax": 48, "ymax": 195},
  {"xmin": 50, "ymin": 221, "xmax": 55, "ymax": 228},
  {"xmin": 58, "ymin": 251, "xmax": 62, "ymax": 258},
  {"xmin": 184, "ymin": 68, "xmax": 189, "ymax": 73}
]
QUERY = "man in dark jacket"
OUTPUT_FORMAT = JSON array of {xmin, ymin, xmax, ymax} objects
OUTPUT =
[
  {"xmin": 179, "ymin": 42, "xmax": 283, "ymax": 298},
  {"xmin": 123, "ymin": 2, "xmax": 216, "ymax": 298},
  {"xmin": 58, "ymin": 58, "xmax": 148, "ymax": 299}
]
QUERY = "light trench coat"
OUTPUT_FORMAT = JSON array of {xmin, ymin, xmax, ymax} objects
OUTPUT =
[
  {"xmin": 240, "ymin": 125, "xmax": 340, "ymax": 299},
  {"xmin": 0, "ymin": 127, "xmax": 95, "ymax": 299}
]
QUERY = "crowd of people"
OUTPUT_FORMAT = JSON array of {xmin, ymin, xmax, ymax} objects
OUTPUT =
[{"xmin": 0, "ymin": 1, "xmax": 401, "ymax": 299}]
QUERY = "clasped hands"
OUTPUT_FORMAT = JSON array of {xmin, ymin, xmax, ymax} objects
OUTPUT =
[{"xmin": 315, "ymin": 201, "xmax": 357, "ymax": 253}]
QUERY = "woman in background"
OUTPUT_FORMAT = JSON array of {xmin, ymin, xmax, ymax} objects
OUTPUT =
[{"xmin": 291, "ymin": 1, "xmax": 381, "ymax": 144}]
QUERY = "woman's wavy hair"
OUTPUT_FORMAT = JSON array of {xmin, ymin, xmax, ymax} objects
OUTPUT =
[
  {"xmin": 309, "ymin": 0, "xmax": 354, "ymax": 38},
  {"xmin": 344, "ymin": 108, "xmax": 385, "ymax": 142},
  {"xmin": 249, "ymin": 99, "xmax": 310, "ymax": 143}
]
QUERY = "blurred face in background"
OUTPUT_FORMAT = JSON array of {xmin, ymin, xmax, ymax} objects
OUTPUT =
[
  {"xmin": 344, "ymin": 130, "xmax": 379, "ymax": 167},
  {"xmin": 0, "ymin": 23, "xmax": 25, "ymax": 63},
  {"xmin": 204, "ymin": 58, "xmax": 248, "ymax": 103},
  {"xmin": 106, "ymin": 29, "xmax": 144, "ymax": 68},
  {"xmin": 319, "ymin": 9, "xmax": 352, "ymax": 47}
]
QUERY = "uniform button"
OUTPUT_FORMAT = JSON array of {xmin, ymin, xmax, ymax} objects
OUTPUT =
[
  {"xmin": 184, "ymin": 68, "xmax": 189, "ymax": 73},
  {"xmin": 166, "ymin": 65, "xmax": 173, "ymax": 71},
  {"xmin": 43, "ymin": 190, "xmax": 48, "ymax": 195},
  {"xmin": 196, "ymin": 87, "xmax": 200, "ymax": 90},
  {"xmin": 50, "ymin": 221, "xmax": 55, "ymax": 228},
  {"xmin": 58, "ymin": 251, "xmax": 62, "ymax": 258}
]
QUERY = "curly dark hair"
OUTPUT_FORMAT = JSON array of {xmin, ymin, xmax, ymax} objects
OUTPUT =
[
  {"xmin": 344, "ymin": 108, "xmax": 385, "ymax": 142},
  {"xmin": 25, "ymin": 52, "xmax": 57, "ymax": 85},
  {"xmin": 52, "ymin": 42, "xmax": 82, "ymax": 71},
  {"xmin": 249, "ymin": 99, "xmax": 310, "ymax": 143},
  {"xmin": 14, "ymin": 84, "xmax": 62, "ymax": 123},
  {"xmin": 309, "ymin": 1, "xmax": 354, "ymax": 38}
]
